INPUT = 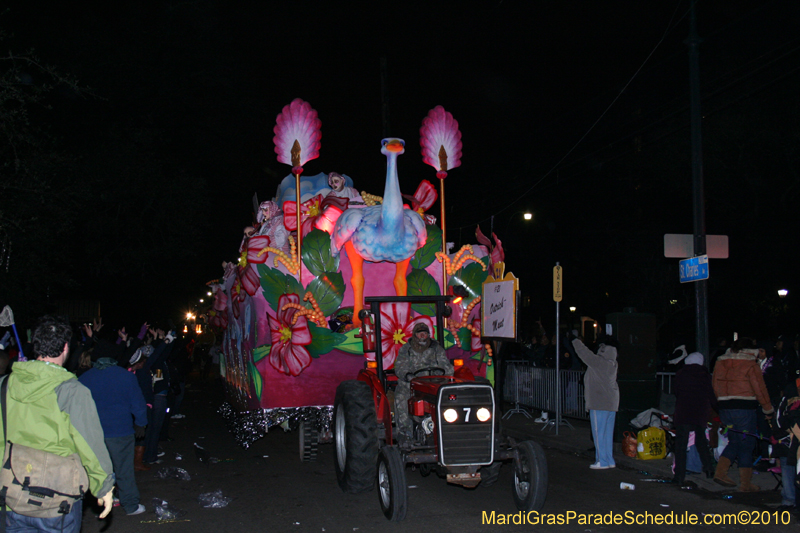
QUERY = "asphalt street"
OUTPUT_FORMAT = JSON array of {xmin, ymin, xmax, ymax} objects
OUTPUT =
[{"xmin": 77, "ymin": 376, "xmax": 796, "ymax": 533}]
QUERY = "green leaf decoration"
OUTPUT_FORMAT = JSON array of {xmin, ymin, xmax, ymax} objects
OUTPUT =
[
  {"xmin": 336, "ymin": 328, "xmax": 366, "ymax": 355},
  {"xmin": 449, "ymin": 255, "xmax": 490, "ymax": 306},
  {"xmin": 249, "ymin": 360, "xmax": 263, "ymax": 401},
  {"xmin": 306, "ymin": 272, "xmax": 345, "ymax": 316},
  {"xmin": 443, "ymin": 328, "xmax": 455, "ymax": 349},
  {"xmin": 258, "ymin": 264, "xmax": 306, "ymax": 310},
  {"xmin": 457, "ymin": 327, "xmax": 472, "ymax": 351},
  {"xmin": 302, "ymin": 229, "xmax": 339, "ymax": 276},
  {"xmin": 407, "ymin": 268, "xmax": 440, "ymax": 316},
  {"xmin": 252, "ymin": 345, "xmax": 271, "ymax": 363},
  {"xmin": 410, "ymin": 224, "xmax": 442, "ymax": 270},
  {"xmin": 306, "ymin": 322, "xmax": 346, "ymax": 358}
]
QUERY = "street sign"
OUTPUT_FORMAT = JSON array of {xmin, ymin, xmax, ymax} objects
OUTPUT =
[
  {"xmin": 679, "ymin": 255, "xmax": 709, "ymax": 283},
  {"xmin": 664, "ymin": 234, "xmax": 729, "ymax": 258},
  {"xmin": 553, "ymin": 264, "xmax": 562, "ymax": 302}
]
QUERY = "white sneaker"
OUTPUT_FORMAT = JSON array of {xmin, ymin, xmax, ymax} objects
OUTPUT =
[
  {"xmin": 534, "ymin": 413, "xmax": 549, "ymax": 424},
  {"xmin": 127, "ymin": 504, "xmax": 146, "ymax": 516},
  {"xmin": 172, "ymin": 414, "xmax": 185, "ymax": 419},
  {"xmin": 589, "ymin": 463, "xmax": 615, "ymax": 470}
]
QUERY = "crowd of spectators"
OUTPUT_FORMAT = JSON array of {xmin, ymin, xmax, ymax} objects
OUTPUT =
[
  {"xmin": 667, "ymin": 334, "xmax": 800, "ymax": 512},
  {"xmin": 0, "ymin": 314, "xmax": 204, "ymax": 530}
]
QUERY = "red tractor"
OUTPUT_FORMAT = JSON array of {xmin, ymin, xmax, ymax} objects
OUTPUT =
[{"xmin": 334, "ymin": 295, "xmax": 547, "ymax": 521}]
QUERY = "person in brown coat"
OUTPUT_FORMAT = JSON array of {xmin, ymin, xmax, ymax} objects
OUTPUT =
[{"xmin": 712, "ymin": 338, "xmax": 774, "ymax": 491}]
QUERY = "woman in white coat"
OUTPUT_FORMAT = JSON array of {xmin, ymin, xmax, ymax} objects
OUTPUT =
[{"xmin": 571, "ymin": 334, "xmax": 620, "ymax": 469}]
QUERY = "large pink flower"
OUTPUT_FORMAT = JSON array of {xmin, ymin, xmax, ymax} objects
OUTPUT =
[
  {"xmin": 283, "ymin": 194, "xmax": 349, "ymax": 236},
  {"xmin": 371, "ymin": 302, "xmax": 434, "ymax": 369},
  {"xmin": 236, "ymin": 236, "xmax": 271, "ymax": 297},
  {"xmin": 268, "ymin": 293, "xmax": 313, "ymax": 376},
  {"xmin": 246, "ymin": 236, "xmax": 271, "ymax": 264},
  {"xmin": 402, "ymin": 180, "xmax": 438, "ymax": 225}
]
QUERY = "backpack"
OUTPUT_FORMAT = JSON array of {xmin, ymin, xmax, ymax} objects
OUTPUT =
[{"xmin": 0, "ymin": 376, "xmax": 89, "ymax": 519}]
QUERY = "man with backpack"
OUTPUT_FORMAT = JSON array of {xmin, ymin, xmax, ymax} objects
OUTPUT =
[{"xmin": 0, "ymin": 315, "xmax": 114, "ymax": 532}]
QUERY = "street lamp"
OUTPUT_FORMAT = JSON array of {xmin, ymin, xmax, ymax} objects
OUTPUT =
[{"xmin": 778, "ymin": 289, "xmax": 788, "ymax": 298}]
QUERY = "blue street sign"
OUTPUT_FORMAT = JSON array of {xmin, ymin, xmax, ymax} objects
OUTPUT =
[{"xmin": 679, "ymin": 255, "xmax": 709, "ymax": 283}]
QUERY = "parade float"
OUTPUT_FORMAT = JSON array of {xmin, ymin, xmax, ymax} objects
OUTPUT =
[{"xmin": 212, "ymin": 99, "xmax": 505, "ymax": 453}]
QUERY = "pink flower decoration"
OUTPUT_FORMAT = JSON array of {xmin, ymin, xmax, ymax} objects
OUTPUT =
[
  {"xmin": 246, "ymin": 236, "xmax": 271, "ymax": 264},
  {"xmin": 268, "ymin": 293, "xmax": 313, "ymax": 376},
  {"xmin": 232, "ymin": 295, "xmax": 240, "ymax": 319},
  {"xmin": 283, "ymin": 194, "xmax": 348, "ymax": 236},
  {"xmin": 213, "ymin": 288, "xmax": 227, "ymax": 312},
  {"xmin": 371, "ymin": 302, "xmax": 434, "ymax": 369},
  {"xmin": 240, "ymin": 264, "xmax": 261, "ymax": 297},
  {"xmin": 402, "ymin": 180, "xmax": 438, "ymax": 216}
]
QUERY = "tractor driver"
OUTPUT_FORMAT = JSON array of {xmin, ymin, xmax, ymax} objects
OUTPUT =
[{"xmin": 393, "ymin": 322, "xmax": 453, "ymax": 446}]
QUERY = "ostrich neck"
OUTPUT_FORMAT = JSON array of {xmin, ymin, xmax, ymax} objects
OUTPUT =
[{"xmin": 381, "ymin": 153, "xmax": 403, "ymax": 236}]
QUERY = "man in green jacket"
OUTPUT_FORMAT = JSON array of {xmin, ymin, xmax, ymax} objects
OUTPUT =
[{"xmin": 1, "ymin": 315, "xmax": 114, "ymax": 532}]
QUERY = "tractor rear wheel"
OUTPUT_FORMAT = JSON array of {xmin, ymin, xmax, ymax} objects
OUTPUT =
[
  {"xmin": 334, "ymin": 380, "xmax": 379, "ymax": 493},
  {"xmin": 377, "ymin": 446, "xmax": 407, "ymax": 522},
  {"xmin": 299, "ymin": 421, "xmax": 319, "ymax": 462},
  {"xmin": 512, "ymin": 440, "xmax": 548, "ymax": 512}
]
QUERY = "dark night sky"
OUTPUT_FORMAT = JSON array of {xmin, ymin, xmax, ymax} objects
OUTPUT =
[{"xmin": 4, "ymin": 1, "xmax": 799, "ymax": 342}]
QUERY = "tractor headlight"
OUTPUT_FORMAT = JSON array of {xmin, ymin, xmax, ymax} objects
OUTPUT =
[
  {"xmin": 443, "ymin": 408, "xmax": 458, "ymax": 423},
  {"xmin": 476, "ymin": 407, "xmax": 491, "ymax": 422}
]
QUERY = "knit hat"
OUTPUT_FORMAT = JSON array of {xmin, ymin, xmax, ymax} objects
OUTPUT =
[
  {"xmin": 412, "ymin": 323, "xmax": 430, "ymax": 335},
  {"xmin": 685, "ymin": 352, "xmax": 704, "ymax": 365},
  {"xmin": 129, "ymin": 344, "xmax": 154, "ymax": 366}
]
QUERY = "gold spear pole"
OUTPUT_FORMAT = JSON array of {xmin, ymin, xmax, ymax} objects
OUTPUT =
[
  {"xmin": 438, "ymin": 146, "xmax": 449, "ymax": 293},
  {"xmin": 291, "ymin": 140, "xmax": 303, "ymax": 285}
]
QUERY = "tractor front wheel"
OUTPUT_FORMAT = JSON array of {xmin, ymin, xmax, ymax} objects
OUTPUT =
[
  {"xmin": 377, "ymin": 446, "xmax": 407, "ymax": 522},
  {"xmin": 334, "ymin": 380, "xmax": 379, "ymax": 493},
  {"xmin": 512, "ymin": 440, "xmax": 548, "ymax": 512}
]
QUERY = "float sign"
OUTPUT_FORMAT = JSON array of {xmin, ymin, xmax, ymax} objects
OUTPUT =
[{"xmin": 679, "ymin": 255, "xmax": 709, "ymax": 283}]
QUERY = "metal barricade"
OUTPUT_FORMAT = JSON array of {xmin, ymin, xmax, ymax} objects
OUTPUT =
[
  {"xmin": 656, "ymin": 372, "xmax": 675, "ymax": 395},
  {"xmin": 504, "ymin": 363, "xmax": 589, "ymax": 420}
]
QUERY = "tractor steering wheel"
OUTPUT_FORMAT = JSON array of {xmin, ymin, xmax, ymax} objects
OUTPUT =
[{"xmin": 405, "ymin": 366, "xmax": 446, "ymax": 382}]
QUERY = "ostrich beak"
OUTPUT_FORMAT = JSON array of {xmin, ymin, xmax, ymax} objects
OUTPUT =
[{"xmin": 382, "ymin": 138, "xmax": 405, "ymax": 153}]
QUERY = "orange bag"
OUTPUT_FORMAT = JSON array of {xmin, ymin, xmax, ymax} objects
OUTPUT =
[{"xmin": 622, "ymin": 431, "xmax": 638, "ymax": 458}]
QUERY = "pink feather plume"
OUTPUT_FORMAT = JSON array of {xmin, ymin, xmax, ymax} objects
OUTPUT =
[
  {"xmin": 419, "ymin": 106, "xmax": 462, "ymax": 173},
  {"xmin": 475, "ymin": 225, "xmax": 505, "ymax": 267},
  {"xmin": 273, "ymin": 99, "xmax": 322, "ymax": 168}
]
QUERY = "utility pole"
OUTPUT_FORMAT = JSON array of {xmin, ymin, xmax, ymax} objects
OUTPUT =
[
  {"xmin": 380, "ymin": 57, "xmax": 390, "ymax": 138},
  {"xmin": 687, "ymin": 1, "xmax": 709, "ymax": 359}
]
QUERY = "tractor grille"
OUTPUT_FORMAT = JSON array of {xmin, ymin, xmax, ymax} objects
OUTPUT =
[{"xmin": 437, "ymin": 384, "xmax": 494, "ymax": 466}]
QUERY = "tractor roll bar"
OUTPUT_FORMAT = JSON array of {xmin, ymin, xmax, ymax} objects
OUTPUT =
[{"xmin": 364, "ymin": 295, "xmax": 453, "ymax": 394}]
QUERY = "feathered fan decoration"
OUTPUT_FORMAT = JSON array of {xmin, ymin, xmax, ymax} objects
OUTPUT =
[
  {"xmin": 273, "ymin": 98, "xmax": 322, "ymax": 284},
  {"xmin": 420, "ymin": 105, "xmax": 462, "ymax": 179},
  {"xmin": 273, "ymin": 98, "xmax": 321, "ymax": 175},
  {"xmin": 420, "ymin": 105, "xmax": 462, "ymax": 289}
]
